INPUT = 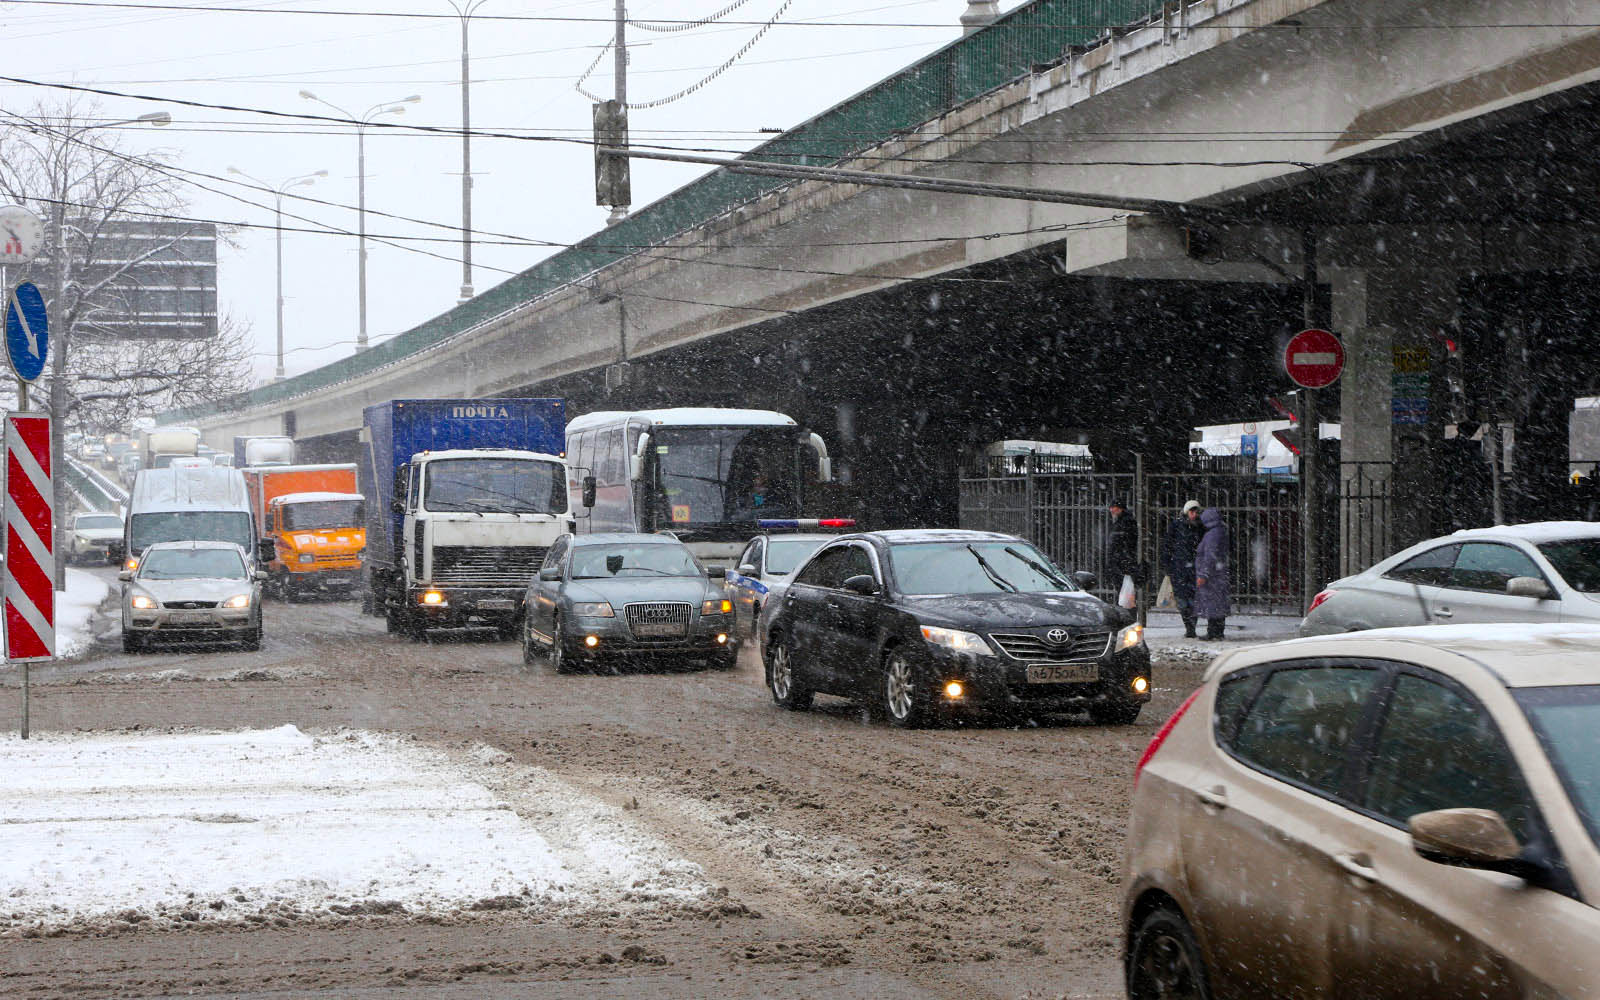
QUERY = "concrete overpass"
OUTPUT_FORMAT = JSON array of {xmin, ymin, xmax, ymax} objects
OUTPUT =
[{"xmin": 182, "ymin": 0, "xmax": 1600, "ymax": 571}]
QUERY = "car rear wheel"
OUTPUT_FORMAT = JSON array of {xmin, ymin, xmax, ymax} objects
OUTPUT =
[
  {"xmin": 882, "ymin": 648, "xmax": 928, "ymax": 728},
  {"xmin": 766, "ymin": 637, "xmax": 811, "ymax": 710},
  {"xmin": 1127, "ymin": 906, "xmax": 1211, "ymax": 1000}
]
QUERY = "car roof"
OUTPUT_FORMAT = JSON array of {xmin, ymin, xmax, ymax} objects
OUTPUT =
[
  {"xmin": 571, "ymin": 532, "xmax": 685, "ymax": 546},
  {"xmin": 858, "ymin": 529, "xmax": 1020, "ymax": 545},
  {"xmin": 1218, "ymin": 623, "xmax": 1600, "ymax": 689},
  {"xmin": 760, "ymin": 533, "xmax": 837, "ymax": 543},
  {"xmin": 142, "ymin": 540, "xmax": 247, "ymax": 554},
  {"xmin": 1448, "ymin": 521, "xmax": 1600, "ymax": 544}
]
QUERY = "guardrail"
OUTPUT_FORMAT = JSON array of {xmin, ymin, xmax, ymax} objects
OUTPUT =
[
  {"xmin": 63, "ymin": 458, "xmax": 125, "ymax": 514},
  {"xmin": 172, "ymin": 0, "xmax": 1169, "ymax": 422}
]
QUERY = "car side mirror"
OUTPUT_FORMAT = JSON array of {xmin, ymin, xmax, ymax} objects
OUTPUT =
[
  {"xmin": 1072, "ymin": 570, "xmax": 1097, "ymax": 590},
  {"xmin": 539, "ymin": 565, "xmax": 561, "ymax": 582},
  {"xmin": 255, "ymin": 570, "xmax": 268, "ymax": 582},
  {"xmin": 842, "ymin": 574, "xmax": 879, "ymax": 596},
  {"xmin": 1506, "ymin": 576, "xmax": 1553, "ymax": 599},
  {"xmin": 117, "ymin": 570, "xmax": 132, "ymax": 582},
  {"xmin": 738, "ymin": 563, "xmax": 757, "ymax": 575},
  {"xmin": 582, "ymin": 476, "xmax": 597, "ymax": 509},
  {"xmin": 1409, "ymin": 808, "xmax": 1533, "ymax": 877}
]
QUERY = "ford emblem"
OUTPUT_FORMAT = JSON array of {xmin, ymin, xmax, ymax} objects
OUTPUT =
[{"xmin": 1046, "ymin": 628, "xmax": 1069, "ymax": 644}]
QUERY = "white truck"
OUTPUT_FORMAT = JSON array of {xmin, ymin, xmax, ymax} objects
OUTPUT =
[{"xmin": 140, "ymin": 426, "xmax": 201, "ymax": 471}]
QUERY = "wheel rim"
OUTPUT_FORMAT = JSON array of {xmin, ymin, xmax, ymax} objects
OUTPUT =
[
  {"xmin": 1133, "ymin": 929, "xmax": 1203, "ymax": 1000},
  {"xmin": 551, "ymin": 619, "xmax": 564, "ymax": 670},
  {"xmin": 885, "ymin": 654, "xmax": 913, "ymax": 720},
  {"xmin": 770, "ymin": 644, "xmax": 792, "ymax": 699}
]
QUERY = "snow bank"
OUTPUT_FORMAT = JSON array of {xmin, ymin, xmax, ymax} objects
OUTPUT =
[
  {"xmin": 55, "ymin": 568, "xmax": 111, "ymax": 659},
  {"xmin": 0, "ymin": 726, "xmax": 715, "ymax": 932}
]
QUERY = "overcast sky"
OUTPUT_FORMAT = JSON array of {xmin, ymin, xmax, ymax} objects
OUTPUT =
[{"xmin": 0, "ymin": 0, "xmax": 1015, "ymax": 382}]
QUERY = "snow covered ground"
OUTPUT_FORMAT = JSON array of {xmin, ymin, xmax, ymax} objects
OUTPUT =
[
  {"xmin": 0, "ymin": 725, "xmax": 716, "ymax": 934},
  {"xmin": 54, "ymin": 567, "xmax": 111, "ymax": 659}
]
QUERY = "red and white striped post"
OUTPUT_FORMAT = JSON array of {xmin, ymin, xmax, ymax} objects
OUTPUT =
[{"xmin": 6, "ymin": 412, "xmax": 53, "ymax": 738}]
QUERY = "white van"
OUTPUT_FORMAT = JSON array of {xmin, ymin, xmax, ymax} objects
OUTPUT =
[{"xmin": 124, "ymin": 465, "xmax": 255, "ymax": 571}]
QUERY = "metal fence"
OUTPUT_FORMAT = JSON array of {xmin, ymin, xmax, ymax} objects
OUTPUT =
[
  {"xmin": 959, "ymin": 453, "xmax": 1306, "ymax": 614},
  {"xmin": 1340, "ymin": 462, "xmax": 1393, "ymax": 577}
]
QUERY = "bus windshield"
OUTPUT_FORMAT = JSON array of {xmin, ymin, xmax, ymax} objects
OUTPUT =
[
  {"xmin": 129, "ymin": 511, "xmax": 253, "ymax": 555},
  {"xmin": 652, "ymin": 426, "xmax": 799, "ymax": 528},
  {"xmin": 425, "ymin": 458, "xmax": 566, "ymax": 515}
]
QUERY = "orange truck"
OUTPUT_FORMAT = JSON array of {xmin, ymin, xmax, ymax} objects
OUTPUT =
[{"xmin": 242, "ymin": 464, "xmax": 366, "ymax": 599}]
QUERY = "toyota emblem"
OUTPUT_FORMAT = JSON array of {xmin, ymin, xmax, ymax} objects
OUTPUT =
[{"xmin": 1046, "ymin": 628, "xmax": 1069, "ymax": 644}]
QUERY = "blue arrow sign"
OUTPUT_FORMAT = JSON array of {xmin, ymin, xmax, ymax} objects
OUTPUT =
[{"xmin": 5, "ymin": 281, "xmax": 48, "ymax": 383}]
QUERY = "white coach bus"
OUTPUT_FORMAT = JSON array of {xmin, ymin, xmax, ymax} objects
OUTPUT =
[{"xmin": 564, "ymin": 408, "xmax": 836, "ymax": 568}]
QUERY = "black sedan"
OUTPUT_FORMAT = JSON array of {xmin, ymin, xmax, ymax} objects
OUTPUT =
[
  {"xmin": 521, "ymin": 532, "xmax": 736, "ymax": 672},
  {"xmin": 762, "ymin": 529, "xmax": 1151, "ymax": 727}
]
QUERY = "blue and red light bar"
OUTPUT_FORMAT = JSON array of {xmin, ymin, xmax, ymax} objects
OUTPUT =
[{"xmin": 758, "ymin": 518, "xmax": 857, "ymax": 529}]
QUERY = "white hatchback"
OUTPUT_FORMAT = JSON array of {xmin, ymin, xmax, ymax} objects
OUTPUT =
[{"xmin": 1301, "ymin": 522, "xmax": 1600, "ymax": 636}]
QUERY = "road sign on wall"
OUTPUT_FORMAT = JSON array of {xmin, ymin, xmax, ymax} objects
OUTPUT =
[
  {"xmin": 6, "ymin": 413, "xmax": 54, "ymax": 662},
  {"xmin": 1284, "ymin": 328, "xmax": 1344, "ymax": 389},
  {"xmin": 5, "ymin": 281, "xmax": 48, "ymax": 383}
]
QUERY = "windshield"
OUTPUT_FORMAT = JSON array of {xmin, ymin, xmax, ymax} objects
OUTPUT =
[
  {"xmin": 424, "ymin": 458, "xmax": 565, "ymax": 514},
  {"xmin": 652, "ymin": 426, "xmax": 799, "ymax": 528},
  {"xmin": 137, "ymin": 548, "xmax": 247, "ymax": 581},
  {"xmin": 75, "ymin": 515, "xmax": 121, "ymax": 530},
  {"xmin": 571, "ymin": 543, "xmax": 700, "ymax": 579},
  {"xmin": 1537, "ymin": 539, "xmax": 1600, "ymax": 593},
  {"xmin": 766, "ymin": 538, "xmax": 825, "ymax": 575},
  {"xmin": 130, "ymin": 511, "xmax": 252, "ymax": 554},
  {"xmin": 282, "ymin": 500, "xmax": 363, "ymax": 531},
  {"xmin": 1515, "ymin": 685, "xmax": 1600, "ymax": 849},
  {"xmin": 889, "ymin": 541, "xmax": 1078, "ymax": 596}
]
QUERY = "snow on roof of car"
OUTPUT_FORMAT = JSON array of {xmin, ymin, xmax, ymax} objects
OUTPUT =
[
  {"xmin": 1450, "ymin": 521, "xmax": 1600, "ymax": 543},
  {"xmin": 271, "ymin": 492, "xmax": 364, "ymax": 505},
  {"xmin": 1236, "ymin": 623, "xmax": 1600, "ymax": 688},
  {"xmin": 566, "ymin": 408, "xmax": 797, "ymax": 433},
  {"xmin": 142, "ymin": 539, "xmax": 250, "ymax": 552},
  {"xmin": 866, "ymin": 529, "xmax": 1021, "ymax": 544},
  {"xmin": 409, "ymin": 449, "xmax": 565, "ymax": 464},
  {"xmin": 571, "ymin": 532, "xmax": 686, "ymax": 545}
]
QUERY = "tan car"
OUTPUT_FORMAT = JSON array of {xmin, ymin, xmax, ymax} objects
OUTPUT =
[{"xmin": 1123, "ymin": 623, "xmax": 1600, "ymax": 999}]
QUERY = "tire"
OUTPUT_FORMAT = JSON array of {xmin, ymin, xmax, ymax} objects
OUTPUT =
[
  {"xmin": 521, "ymin": 614, "xmax": 540, "ymax": 666},
  {"xmin": 1090, "ymin": 700, "xmax": 1143, "ymax": 726},
  {"xmin": 882, "ymin": 647, "xmax": 929, "ymax": 728},
  {"xmin": 1126, "ymin": 906, "xmax": 1211, "ymax": 1000},
  {"xmin": 240, "ymin": 624, "xmax": 262, "ymax": 652},
  {"xmin": 765, "ymin": 636, "xmax": 812, "ymax": 710},
  {"xmin": 550, "ymin": 614, "xmax": 575, "ymax": 674},
  {"xmin": 121, "ymin": 632, "xmax": 143, "ymax": 654}
]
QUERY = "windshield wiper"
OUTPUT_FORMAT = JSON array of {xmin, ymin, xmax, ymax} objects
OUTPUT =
[
  {"xmin": 966, "ymin": 545, "xmax": 1017, "ymax": 592},
  {"xmin": 1004, "ymin": 546, "xmax": 1072, "ymax": 589}
]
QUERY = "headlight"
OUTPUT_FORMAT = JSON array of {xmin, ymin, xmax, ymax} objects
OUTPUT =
[
  {"xmin": 1117, "ymin": 623, "xmax": 1145, "ymax": 651},
  {"xmin": 222, "ymin": 593, "xmax": 251, "ymax": 609},
  {"xmin": 130, "ymin": 594, "xmax": 156, "ymax": 610},
  {"xmin": 701, "ymin": 598, "xmax": 732, "ymax": 615},
  {"xmin": 297, "ymin": 553, "xmax": 314, "ymax": 564},
  {"xmin": 570, "ymin": 601, "xmax": 614, "ymax": 618},
  {"xmin": 919, "ymin": 625, "xmax": 992, "ymax": 655}
]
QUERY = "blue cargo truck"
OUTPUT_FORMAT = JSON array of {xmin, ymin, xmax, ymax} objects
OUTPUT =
[{"xmin": 357, "ymin": 398, "xmax": 568, "ymax": 639}]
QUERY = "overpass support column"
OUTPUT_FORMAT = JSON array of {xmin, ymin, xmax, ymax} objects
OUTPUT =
[{"xmin": 1332, "ymin": 267, "xmax": 1460, "ymax": 575}]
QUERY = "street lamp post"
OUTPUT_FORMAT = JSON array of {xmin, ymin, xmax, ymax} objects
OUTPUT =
[
  {"xmin": 227, "ymin": 167, "xmax": 327, "ymax": 380},
  {"xmin": 448, "ymin": 0, "xmax": 489, "ymax": 302},
  {"xmin": 298, "ymin": 92, "xmax": 420, "ymax": 353}
]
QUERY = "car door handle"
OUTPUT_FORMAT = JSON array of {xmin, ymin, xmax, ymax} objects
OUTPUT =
[
  {"xmin": 1194, "ymin": 785, "xmax": 1228, "ymax": 809},
  {"xmin": 1434, "ymin": 607, "xmax": 1454, "ymax": 618},
  {"xmin": 1335, "ymin": 851, "xmax": 1378, "ymax": 883}
]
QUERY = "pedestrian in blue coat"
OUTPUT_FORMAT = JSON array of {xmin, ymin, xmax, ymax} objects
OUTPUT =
[{"xmin": 1193, "ymin": 507, "xmax": 1231, "ymax": 640}]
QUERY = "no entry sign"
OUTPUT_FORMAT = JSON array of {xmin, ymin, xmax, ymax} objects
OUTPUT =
[
  {"xmin": 1284, "ymin": 328, "xmax": 1344, "ymax": 389},
  {"xmin": 6, "ymin": 412, "xmax": 54, "ymax": 662}
]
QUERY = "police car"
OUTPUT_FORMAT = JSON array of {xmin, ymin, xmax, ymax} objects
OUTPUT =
[{"xmin": 727, "ymin": 520, "xmax": 853, "ymax": 648}]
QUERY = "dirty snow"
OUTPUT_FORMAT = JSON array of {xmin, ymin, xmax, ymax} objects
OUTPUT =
[
  {"xmin": 0, "ymin": 725, "xmax": 715, "ymax": 932},
  {"xmin": 54, "ymin": 568, "xmax": 111, "ymax": 659}
]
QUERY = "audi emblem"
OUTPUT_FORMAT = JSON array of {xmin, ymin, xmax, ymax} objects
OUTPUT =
[
  {"xmin": 1046, "ymin": 628, "xmax": 1070, "ymax": 644},
  {"xmin": 641, "ymin": 608, "xmax": 672, "ymax": 621}
]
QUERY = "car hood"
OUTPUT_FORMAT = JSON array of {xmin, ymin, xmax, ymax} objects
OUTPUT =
[
  {"xmin": 904, "ymin": 590, "xmax": 1123, "ymax": 629},
  {"xmin": 132, "ymin": 577, "xmax": 254, "ymax": 602},
  {"xmin": 565, "ymin": 576, "xmax": 715, "ymax": 606},
  {"xmin": 74, "ymin": 528, "xmax": 122, "ymax": 542}
]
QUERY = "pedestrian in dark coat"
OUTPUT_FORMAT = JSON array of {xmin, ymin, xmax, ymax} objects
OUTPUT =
[
  {"xmin": 1105, "ymin": 500, "xmax": 1140, "ymax": 607},
  {"xmin": 1194, "ymin": 507, "xmax": 1231, "ymax": 639},
  {"xmin": 1162, "ymin": 500, "xmax": 1204, "ymax": 638}
]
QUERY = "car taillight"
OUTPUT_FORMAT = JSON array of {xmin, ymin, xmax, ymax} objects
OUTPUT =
[
  {"xmin": 1306, "ymin": 589, "xmax": 1334, "ymax": 614},
  {"xmin": 1134, "ymin": 689, "xmax": 1201, "ymax": 788}
]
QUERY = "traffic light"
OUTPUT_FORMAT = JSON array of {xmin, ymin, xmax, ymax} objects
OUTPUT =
[{"xmin": 593, "ymin": 100, "xmax": 631, "ymax": 209}]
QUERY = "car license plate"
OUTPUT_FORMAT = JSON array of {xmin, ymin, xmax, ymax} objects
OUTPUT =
[
  {"xmin": 166, "ymin": 611, "xmax": 210, "ymax": 625},
  {"xmin": 633, "ymin": 623, "xmax": 686, "ymax": 637},
  {"xmin": 1026, "ymin": 661, "xmax": 1099, "ymax": 684},
  {"xmin": 479, "ymin": 599, "xmax": 515, "ymax": 611}
]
